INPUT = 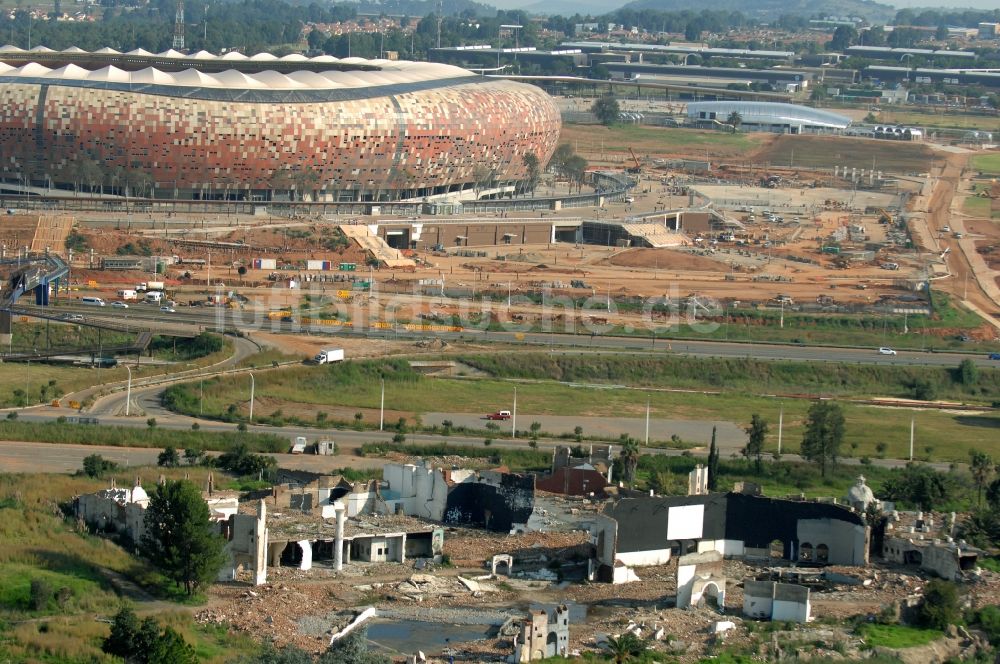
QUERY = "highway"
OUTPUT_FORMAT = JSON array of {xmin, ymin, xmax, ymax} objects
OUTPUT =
[{"xmin": 19, "ymin": 301, "xmax": 1000, "ymax": 368}]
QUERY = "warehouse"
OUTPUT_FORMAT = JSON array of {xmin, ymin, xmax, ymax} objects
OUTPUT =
[{"xmin": 686, "ymin": 101, "xmax": 851, "ymax": 134}]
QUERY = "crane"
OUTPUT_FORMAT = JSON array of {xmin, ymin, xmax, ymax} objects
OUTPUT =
[{"xmin": 626, "ymin": 147, "xmax": 642, "ymax": 175}]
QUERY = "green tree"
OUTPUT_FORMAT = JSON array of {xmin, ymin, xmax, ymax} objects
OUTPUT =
[
  {"xmin": 236, "ymin": 641, "xmax": 314, "ymax": 664},
  {"xmin": 880, "ymin": 463, "xmax": 951, "ymax": 511},
  {"xmin": 970, "ymin": 451, "xmax": 994, "ymax": 507},
  {"xmin": 707, "ymin": 426, "xmax": 719, "ymax": 491},
  {"xmin": 619, "ymin": 436, "xmax": 639, "ymax": 488},
  {"xmin": 82, "ymin": 453, "xmax": 119, "ymax": 478},
  {"xmin": 800, "ymin": 401, "xmax": 845, "ymax": 477},
  {"xmin": 574, "ymin": 425, "xmax": 584, "ymax": 442},
  {"xmin": 958, "ymin": 358, "xmax": 978, "ymax": 387},
  {"xmin": 102, "ymin": 607, "xmax": 159, "ymax": 663},
  {"xmin": 604, "ymin": 632, "xmax": 648, "ymax": 664},
  {"xmin": 743, "ymin": 414, "xmax": 768, "ymax": 474},
  {"xmin": 591, "ymin": 94, "xmax": 620, "ymax": 126},
  {"xmin": 829, "ymin": 25, "xmax": 858, "ymax": 51},
  {"xmin": 140, "ymin": 480, "xmax": 227, "ymax": 596},
  {"xmin": 157, "ymin": 446, "xmax": 180, "ymax": 468},
  {"xmin": 521, "ymin": 152, "xmax": 540, "ymax": 196},
  {"xmin": 319, "ymin": 626, "xmax": 390, "ymax": 664},
  {"xmin": 917, "ymin": 579, "xmax": 962, "ymax": 630},
  {"xmin": 726, "ymin": 111, "xmax": 742, "ymax": 133}
]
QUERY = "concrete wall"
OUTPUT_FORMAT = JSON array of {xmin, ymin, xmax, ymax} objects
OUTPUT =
[
  {"xmin": 743, "ymin": 580, "xmax": 774, "ymax": 618},
  {"xmin": 797, "ymin": 518, "xmax": 867, "ymax": 566},
  {"xmin": 397, "ymin": 222, "xmax": 556, "ymax": 250},
  {"xmin": 383, "ymin": 463, "xmax": 449, "ymax": 521}
]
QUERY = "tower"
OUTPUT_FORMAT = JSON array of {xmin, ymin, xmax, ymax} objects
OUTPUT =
[{"xmin": 172, "ymin": 0, "xmax": 185, "ymax": 51}]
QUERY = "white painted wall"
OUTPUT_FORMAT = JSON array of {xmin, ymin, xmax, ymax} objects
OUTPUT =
[
  {"xmin": 797, "ymin": 518, "xmax": 867, "ymax": 565},
  {"xmin": 773, "ymin": 599, "xmax": 810, "ymax": 623},
  {"xmin": 743, "ymin": 593, "xmax": 773, "ymax": 618},
  {"xmin": 666, "ymin": 504, "xmax": 704, "ymax": 541},
  {"xmin": 382, "ymin": 463, "xmax": 449, "ymax": 521},
  {"xmin": 617, "ymin": 548, "xmax": 672, "ymax": 567},
  {"xmin": 676, "ymin": 563, "xmax": 696, "ymax": 607}
]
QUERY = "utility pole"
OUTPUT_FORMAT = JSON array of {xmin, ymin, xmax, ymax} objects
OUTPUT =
[
  {"xmin": 909, "ymin": 417, "xmax": 915, "ymax": 461},
  {"xmin": 512, "ymin": 386, "xmax": 517, "ymax": 438},
  {"xmin": 379, "ymin": 379, "xmax": 385, "ymax": 431},
  {"xmin": 777, "ymin": 406, "xmax": 783, "ymax": 455},
  {"xmin": 644, "ymin": 398, "xmax": 650, "ymax": 446}
]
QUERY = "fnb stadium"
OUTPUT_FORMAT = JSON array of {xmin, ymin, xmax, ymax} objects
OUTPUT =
[{"xmin": 0, "ymin": 46, "xmax": 561, "ymax": 202}]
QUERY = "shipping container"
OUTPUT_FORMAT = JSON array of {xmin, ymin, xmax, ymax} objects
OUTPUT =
[{"xmin": 306, "ymin": 260, "xmax": 325, "ymax": 271}]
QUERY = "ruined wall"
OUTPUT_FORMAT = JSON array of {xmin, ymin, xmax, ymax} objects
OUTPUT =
[{"xmin": 444, "ymin": 472, "xmax": 534, "ymax": 532}]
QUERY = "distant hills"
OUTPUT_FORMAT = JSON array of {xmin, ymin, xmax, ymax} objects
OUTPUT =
[{"xmin": 618, "ymin": 0, "xmax": 894, "ymax": 21}]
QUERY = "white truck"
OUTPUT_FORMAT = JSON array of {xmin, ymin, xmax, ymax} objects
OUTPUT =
[
  {"xmin": 313, "ymin": 348, "xmax": 345, "ymax": 364},
  {"xmin": 145, "ymin": 291, "xmax": 164, "ymax": 303}
]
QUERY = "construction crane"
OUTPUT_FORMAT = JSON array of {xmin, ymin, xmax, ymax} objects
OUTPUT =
[
  {"xmin": 877, "ymin": 208, "xmax": 893, "ymax": 225},
  {"xmin": 626, "ymin": 147, "xmax": 642, "ymax": 175}
]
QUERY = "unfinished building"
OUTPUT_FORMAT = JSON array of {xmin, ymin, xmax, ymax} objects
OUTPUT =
[
  {"xmin": 535, "ymin": 445, "xmax": 614, "ymax": 498},
  {"xmin": 743, "ymin": 581, "xmax": 812, "ymax": 622},
  {"xmin": 513, "ymin": 604, "xmax": 570, "ymax": 662},
  {"xmin": 591, "ymin": 492, "xmax": 869, "ymax": 583}
]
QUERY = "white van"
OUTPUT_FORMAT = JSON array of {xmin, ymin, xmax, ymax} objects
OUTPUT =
[
  {"xmin": 145, "ymin": 291, "xmax": 164, "ymax": 303},
  {"xmin": 81, "ymin": 296, "xmax": 106, "ymax": 306}
]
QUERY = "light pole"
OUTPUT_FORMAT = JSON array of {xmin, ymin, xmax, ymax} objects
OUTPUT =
[
  {"xmin": 124, "ymin": 365, "xmax": 132, "ymax": 416},
  {"xmin": 512, "ymin": 386, "xmax": 517, "ymax": 438},
  {"xmin": 248, "ymin": 371, "xmax": 255, "ymax": 423},
  {"xmin": 379, "ymin": 379, "xmax": 385, "ymax": 431}
]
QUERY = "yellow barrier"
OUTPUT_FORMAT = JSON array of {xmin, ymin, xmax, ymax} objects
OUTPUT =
[
  {"xmin": 336, "ymin": 290, "xmax": 351, "ymax": 299},
  {"xmin": 68, "ymin": 401, "xmax": 80, "ymax": 410}
]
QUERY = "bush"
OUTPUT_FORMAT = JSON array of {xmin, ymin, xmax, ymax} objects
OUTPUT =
[
  {"xmin": 29, "ymin": 579, "xmax": 52, "ymax": 611},
  {"xmin": 82, "ymin": 454, "xmax": 120, "ymax": 478},
  {"xmin": 917, "ymin": 579, "xmax": 962, "ymax": 630}
]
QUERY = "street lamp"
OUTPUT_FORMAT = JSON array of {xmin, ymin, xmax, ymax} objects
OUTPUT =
[
  {"xmin": 124, "ymin": 365, "xmax": 132, "ymax": 416},
  {"xmin": 248, "ymin": 371, "xmax": 255, "ymax": 423}
]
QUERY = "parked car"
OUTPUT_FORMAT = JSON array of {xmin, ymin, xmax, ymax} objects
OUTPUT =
[
  {"xmin": 878, "ymin": 347, "xmax": 897, "ymax": 355},
  {"xmin": 989, "ymin": 353, "xmax": 1000, "ymax": 360}
]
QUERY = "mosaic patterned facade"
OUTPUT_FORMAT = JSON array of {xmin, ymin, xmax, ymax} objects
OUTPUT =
[{"xmin": 0, "ymin": 75, "xmax": 561, "ymax": 201}]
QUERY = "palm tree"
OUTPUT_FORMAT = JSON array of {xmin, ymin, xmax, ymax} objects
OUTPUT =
[
  {"xmin": 605, "ymin": 633, "xmax": 648, "ymax": 664},
  {"xmin": 970, "ymin": 450, "xmax": 994, "ymax": 507},
  {"xmin": 619, "ymin": 436, "xmax": 640, "ymax": 488},
  {"xmin": 726, "ymin": 111, "xmax": 742, "ymax": 133}
]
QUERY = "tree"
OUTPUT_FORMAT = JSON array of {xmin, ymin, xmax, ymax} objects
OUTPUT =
[
  {"xmin": 521, "ymin": 152, "xmax": 540, "ymax": 196},
  {"xmin": 140, "ymin": 480, "xmax": 227, "ymax": 596},
  {"xmin": 319, "ymin": 627, "xmax": 390, "ymax": 664},
  {"xmin": 958, "ymin": 358, "xmax": 978, "ymax": 387},
  {"xmin": 574, "ymin": 425, "xmax": 584, "ymax": 442},
  {"xmin": 935, "ymin": 24, "xmax": 949, "ymax": 41},
  {"xmin": 591, "ymin": 94, "xmax": 620, "ymax": 126},
  {"xmin": 829, "ymin": 25, "xmax": 858, "ymax": 51},
  {"xmin": 604, "ymin": 632, "xmax": 648, "ymax": 664},
  {"xmin": 707, "ymin": 426, "xmax": 719, "ymax": 491},
  {"xmin": 103, "ymin": 606, "xmax": 147, "ymax": 661},
  {"xmin": 917, "ymin": 579, "xmax": 962, "ymax": 630},
  {"xmin": 236, "ymin": 641, "xmax": 314, "ymax": 664},
  {"xmin": 157, "ymin": 446, "xmax": 180, "ymax": 468},
  {"xmin": 619, "ymin": 436, "xmax": 639, "ymax": 488},
  {"xmin": 146, "ymin": 417, "xmax": 157, "ymax": 430},
  {"xmin": 529, "ymin": 421, "xmax": 542, "ymax": 436},
  {"xmin": 970, "ymin": 451, "xmax": 994, "ymax": 507},
  {"xmin": 148, "ymin": 627, "xmax": 197, "ymax": 664},
  {"xmin": 743, "ymin": 414, "xmax": 768, "ymax": 474},
  {"xmin": 800, "ymin": 401, "xmax": 845, "ymax": 477},
  {"xmin": 726, "ymin": 111, "xmax": 742, "ymax": 133},
  {"xmin": 103, "ymin": 606, "xmax": 197, "ymax": 664},
  {"xmin": 82, "ymin": 453, "xmax": 119, "ymax": 478},
  {"xmin": 880, "ymin": 463, "xmax": 951, "ymax": 511},
  {"xmin": 183, "ymin": 448, "xmax": 203, "ymax": 465}
]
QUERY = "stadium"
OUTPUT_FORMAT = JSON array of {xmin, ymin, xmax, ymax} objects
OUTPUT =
[
  {"xmin": 0, "ymin": 47, "xmax": 561, "ymax": 202},
  {"xmin": 686, "ymin": 101, "xmax": 852, "ymax": 134}
]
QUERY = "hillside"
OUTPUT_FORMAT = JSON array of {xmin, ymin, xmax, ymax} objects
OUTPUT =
[{"xmin": 622, "ymin": 0, "xmax": 894, "ymax": 20}]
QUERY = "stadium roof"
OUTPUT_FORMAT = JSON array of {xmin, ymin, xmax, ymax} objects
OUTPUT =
[
  {"xmin": 0, "ymin": 45, "xmax": 473, "ymax": 90},
  {"xmin": 686, "ymin": 101, "xmax": 851, "ymax": 129}
]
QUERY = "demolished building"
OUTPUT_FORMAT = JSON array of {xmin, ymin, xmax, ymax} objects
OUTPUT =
[
  {"xmin": 743, "ymin": 581, "xmax": 811, "ymax": 622},
  {"xmin": 513, "ymin": 604, "xmax": 570, "ymax": 662},
  {"xmin": 536, "ymin": 445, "xmax": 614, "ymax": 498},
  {"xmin": 591, "ymin": 492, "xmax": 869, "ymax": 583}
]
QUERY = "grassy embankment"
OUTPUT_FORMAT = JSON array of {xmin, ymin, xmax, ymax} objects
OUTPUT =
[
  {"xmin": 971, "ymin": 153, "xmax": 1000, "ymax": 176},
  {"xmin": 461, "ymin": 292, "xmax": 998, "ymax": 352},
  {"xmin": 0, "ymin": 331, "xmax": 234, "ymax": 409},
  {"xmin": 0, "ymin": 470, "xmax": 259, "ymax": 663},
  {"xmin": 559, "ymin": 123, "xmax": 763, "ymax": 157},
  {"xmin": 162, "ymin": 355, "xmax": 1000, "ymax": 463}
]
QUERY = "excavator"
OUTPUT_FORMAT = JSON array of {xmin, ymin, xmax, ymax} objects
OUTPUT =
[{"xmin": 626, "ymin": 147, "xmax": 642, "ymax": 175}]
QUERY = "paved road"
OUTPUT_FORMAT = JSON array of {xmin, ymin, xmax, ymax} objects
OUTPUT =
[
  {"xmin": 23, "ymin": 302, "xmax": 999, "ymax": 368},
  {"xmin": 423, "ymin": 412, "xmax": 745, "ymax": 450}
]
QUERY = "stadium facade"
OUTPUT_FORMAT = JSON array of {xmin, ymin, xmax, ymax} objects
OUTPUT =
[
  {"xmin": 0, "ymin": 47, "xmax": 561, "ymax": 202},
  {"xmin": 686, "ymin": 102, "xmax": 851, "ymax": 134}
]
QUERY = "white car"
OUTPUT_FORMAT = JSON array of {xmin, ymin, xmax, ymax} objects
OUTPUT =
[
  {"xmin": 942, "ymin": 225, "xmax": 951, "ymax": 233},
  {"xmin": 159, "ymin": 306, "xmax": 177, "ymax": 313},
  {"xmin": 878, "ymin": 347, "xmax": 897, "ymax": 356},
  {"xmin": 111, "ymin": 301, "xmax": 129, "ymax": 309}
]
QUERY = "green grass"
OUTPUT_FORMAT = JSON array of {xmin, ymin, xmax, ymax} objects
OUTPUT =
[
  {"xmin": 859, "ymin": 623, "xmax": 942, "ymax": 649},
  {"xmin": 972, "ymin": 153, "xmax": 1000, "ymax": 176},
  {"xmin": 164, "ymin": 357, "xmax": 1000, "ymax": 463},
  {"xmin": 0, "ymin": 470, "xmax": 260, "ymax": 663},
  {"xmin": 0, "ymin": 420, "xmax": 288, "ymax": 453},
  {"xmin": 561, "ymin": 122, "xmax": 762, "ymax": 157},
  {"xmin": 963, "ymin": 196, "xmax": 991, "ymax": 217},
  {"xmin": 878, "ymin": 110, "xmax": 1000, "ymax": 133},
  {"xmin": 977, "ymin": 556, "xmax": 1000, "ymax": 573}
]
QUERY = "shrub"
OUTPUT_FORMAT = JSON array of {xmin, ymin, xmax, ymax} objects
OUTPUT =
[{"xmin": 29, "ymin": 579, "xmax": 52, "ymax": 611}]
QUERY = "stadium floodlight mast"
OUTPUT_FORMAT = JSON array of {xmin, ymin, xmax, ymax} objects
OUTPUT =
[{"xmin": 499, "ymin": 24, "xmax": 522, "ymax": 69}]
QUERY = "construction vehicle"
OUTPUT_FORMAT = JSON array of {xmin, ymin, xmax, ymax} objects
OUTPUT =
[
  {"xmin": 626, "ymin": 147, "xmax": 642, "ymax": 174},
  {"xmin": 877, "ymin": 208, "xmax": 893, "ymax": 225}
]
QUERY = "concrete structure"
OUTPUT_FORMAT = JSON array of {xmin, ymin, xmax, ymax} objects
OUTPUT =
[
  {"xmin": 514, "ymin": 604, "xmax": 570, "ymax": 661},
  {"xmin": 844, "ymin": 475, "xmax": 880, "ymax": 512},
  {"xmin": 591, "ymin": 493, "xmax": 869, "ymax": 583},
  {"xmin": 882, "ymin": 536, "xmax": 980, "ymax": 581},
  {"xmin": 743, "ymin": 581, "xmax": 811, "ymax": 622},
  {"xmin": 536, "ymin": 445, "xmax": 614, "ymax": 497},
  {"xmin": 686, "ymin": 102, "xmax": 851, "ymax": 134},
  {"xmin": 0, "ymin": 47, "xmax": 560, "ymax": 202},
  {"xmin": 676, "ymin": 551, "xmax": 726, "ymax": 609},
  {"xmin": 688, "ymin": 465, "xmax": 709, "ymax": 496}
]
